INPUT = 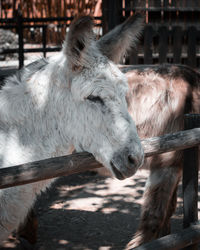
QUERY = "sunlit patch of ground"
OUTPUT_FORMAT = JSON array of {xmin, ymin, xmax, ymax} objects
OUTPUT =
[
  {"xmin": 35, "ymin": 170, "xmax": 148, "ymax": 250},
  {"xmin": 1, "ymin": 170, "xmax": 200, "ymax": 250}
]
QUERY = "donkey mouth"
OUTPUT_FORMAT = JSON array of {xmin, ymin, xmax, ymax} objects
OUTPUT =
[{"xmin": 110, "ymin": 161, "xmax": 125, "ymax": 180}]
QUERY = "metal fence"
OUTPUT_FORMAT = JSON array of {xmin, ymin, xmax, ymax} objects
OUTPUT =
[
  {"xmin": 0, "ymin": 0, "xmax": 200, "ymax": 68},
  {"xmin": 0, "ymin": 10, "xmax": 101, "ymax": 68}
]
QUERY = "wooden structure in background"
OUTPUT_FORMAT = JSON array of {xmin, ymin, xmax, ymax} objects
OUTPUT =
[
  {"xmin": 102, "ymin": 0, "xmax": 200, "ymax": 67},
  {"xmin": 0, "ymin": 0, "xmax": 200, "ymax": 67},
  {"xmin": 0, "ymin": 0, "xmax": 102, "ymax": 45},
  {"xmin": 0, "ymin": 0, "xmax": 100, "ymax": 18}
]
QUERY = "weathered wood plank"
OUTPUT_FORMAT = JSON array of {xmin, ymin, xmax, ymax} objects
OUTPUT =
[
  {"xmin": 142, "ymin": 127, "xmax": 200, "ymax": 157},
  {"xmin": 133, "ymin": 225, "xmax": 200, "ymax": 250},
  {"xmin": 144, "ymin": 25, "xmax": 153, "ymax": 64},
  {"xmin": 105, "ymin": 0, "xmax": 122, "ymax": 31},
  {"xmin": 158, "ymin": 26, "xmax": 168, "ymax": 63},
  {"xmin": 0, "ymin": 128, "xmax": 200, "ymax": 189},
  {"xmin": 183, "ymin": 115, "xmax": 199, "ymax": 250},
  {"xmin": 173, "ymin": 26, "xmax": 182, "ymax": 64},
  {"xmin": 183, "ymin": 147, "xmax": 199, "ymax": 250},
  {"xmin": 0, "ymin": 152, "xmax": 103, "ymax": 189},
  {"xmin": 187, "ymin": 26, "xmax": 197, "ymax": 68},
  {"xmin": 17, "ymin": 10, "xmax": 24, "ymax": 69},
  {"xmin": 129, "ymin": 49, "xmax": 138, "ymax": 65}
]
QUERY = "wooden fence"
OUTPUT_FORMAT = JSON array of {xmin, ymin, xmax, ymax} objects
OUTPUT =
[
  {"xmin": 103, "ymin": 0, "xmax": 200, "ymax": 30},
  {"xmin": 1, "ymin": 14, "xmax": 199, "ymax": 69},
  {"xmin": 103, "ymin": 0, "xmax": 200, "ymax": 68},
  {"xmin": 1, "ymin": 0, "xmax": 200, "ymax": 68},
  {"xmin": 0, "ymin": 114, "xmax": 200, "ymax": 249},
  {"xmin": 127, "ymin": 25, "xmax": 200, "ymax": 68}
]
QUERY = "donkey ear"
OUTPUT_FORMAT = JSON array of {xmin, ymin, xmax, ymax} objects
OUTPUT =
[
  {"xmin": 64, "ymin": 16, "xmax": 94, "ymax": 71},
  {"xmin": 97, "ymin": 13, "xmax": 144, "ymax": 64}
]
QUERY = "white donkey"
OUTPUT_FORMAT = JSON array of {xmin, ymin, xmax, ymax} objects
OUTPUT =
[{"xmin": 0, "ymin": 16, "xmax": 144, "ymax": 244}]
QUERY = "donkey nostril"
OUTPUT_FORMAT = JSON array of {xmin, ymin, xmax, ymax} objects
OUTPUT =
[{"xmin": 128, "ymin": 155, "xmax": 136, "ymax": 165}]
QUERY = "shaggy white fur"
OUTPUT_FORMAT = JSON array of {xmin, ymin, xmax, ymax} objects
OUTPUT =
[{"xmin": 0, "ymin": 16, "xmax": 144, "ymax": 243}]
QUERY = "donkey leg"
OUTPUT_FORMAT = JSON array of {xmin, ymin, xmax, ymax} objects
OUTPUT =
[
  {"xmin": 17, "ymin": 208, "xmax": 38, "ymax": 245},
  {"xmin": 0, "ymin": 186, "xmax": 35, "ymax": 243},
  {"xmin": 0, "ymin": 182, "xmax": 48, "ymax": 245},
  {"xmin": 159, "ymin": 184, "xmax": 178, "ymax": 237},
  {"xmin": 126, "ymin": 166, "xmax": 181, "ymax": 249}
]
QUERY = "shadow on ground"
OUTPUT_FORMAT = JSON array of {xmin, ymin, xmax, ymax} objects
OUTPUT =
[{"xmin": 0, "ymin": 170, "xmax": 189, "ymax": 250}]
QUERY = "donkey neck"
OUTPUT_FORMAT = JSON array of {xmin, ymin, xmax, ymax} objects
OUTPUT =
[{"xmin": 0, "ymin": 53, "xmax": 77, "ymax": 162}]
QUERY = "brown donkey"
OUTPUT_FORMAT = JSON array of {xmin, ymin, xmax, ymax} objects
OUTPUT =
[
  {"xmin": 97, "ymin": 14, "xmax": 200, "ymax": 247},
  {"xmin": 121, "ymin": 64, "xmax": 200, "ymax": 248}
]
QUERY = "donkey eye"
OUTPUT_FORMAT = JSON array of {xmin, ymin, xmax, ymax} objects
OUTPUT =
[{"xmin": 87, "ymin": 95, "xmax": 104, "ymax": 105}]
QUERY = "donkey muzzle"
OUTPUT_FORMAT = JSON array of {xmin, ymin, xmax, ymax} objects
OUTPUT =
[{"xmin": 110, "ymin": 146, "xmax": 144, "ymax": 180}]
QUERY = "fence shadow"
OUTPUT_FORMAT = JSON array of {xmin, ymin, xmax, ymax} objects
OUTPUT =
[
  {"xmin": 32, "ymin": 170, "xmax": 184, "ymax": 250},
  {"xmin": 1, "ymin": 169, "xmax": 198, "ymax": 250}
]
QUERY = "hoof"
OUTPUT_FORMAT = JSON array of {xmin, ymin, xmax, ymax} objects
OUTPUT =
[
  {"xmin": 18, "ymin": 237, "xmax": 35, "ymax": 250},
  {"xmin": 125, "ymin": 233, "xmax": 144, "ymax": 249},
  {"xmin": 17, "ymin": 208, "xmax": 38, "ymax": 245}
]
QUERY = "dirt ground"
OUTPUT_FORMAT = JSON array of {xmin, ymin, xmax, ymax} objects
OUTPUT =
[{"xmin": 1, "ymin": 169, "xmax": 191, "ymax": 250}]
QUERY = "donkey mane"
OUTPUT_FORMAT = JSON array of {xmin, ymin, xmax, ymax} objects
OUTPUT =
[
  {"xmin": 121, "ymin": 63, "xmax": 200, "ymax": 88},
  {"xmin": 13, "ymin": 58, "xmax": 49, "ymax": 84}
]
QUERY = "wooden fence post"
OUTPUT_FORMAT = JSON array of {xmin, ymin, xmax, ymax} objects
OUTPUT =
[
  {"xmin": 42, "ymin": 25, "xmax": 47, "ymax": 58},
  {"xmin": 183, "ymin": 114, "xmax": 200, "ymax": 250},
  {"xmin": 187, "ymin": 26, "xmax": 197, "ymax": 68},
  {"xmin": 102, "ymin": 0, "xmax": 123, "ymax": 33},
  {"xmin": 16, "ymin": 8, "xmax": 24, "ymax": 69},
  {"xmin": 173, "ymin": 26, "xmax": 182, "ymax": 64},
  {"xmin": 158, "ymin": 26, "xmax": 168, "ymax": 63},
  {"xmin": 144, "ymin": 25, "xmax": 154, "ymax": 64}
]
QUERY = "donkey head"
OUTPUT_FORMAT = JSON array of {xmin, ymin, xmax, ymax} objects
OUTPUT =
[{"xmin": 64, "ymin": 16, "xmax": 144, "ymax": 179}]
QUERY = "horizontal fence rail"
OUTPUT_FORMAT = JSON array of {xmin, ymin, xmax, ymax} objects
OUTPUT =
[
  {"xmin": 0, "ymin": 127, "xmax": 199, "ymax": 190},
  {"xmin": 134, "ymin": 224, "xmax": 200, "ymax": 250}
]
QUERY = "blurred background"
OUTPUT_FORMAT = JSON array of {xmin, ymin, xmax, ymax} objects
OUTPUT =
[{"xmin": 0, "ymin": 0, "xmax": 200, "ymax": 68}]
